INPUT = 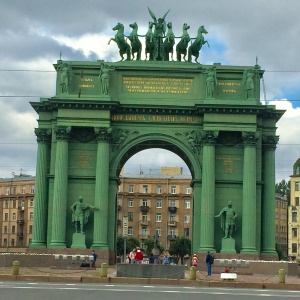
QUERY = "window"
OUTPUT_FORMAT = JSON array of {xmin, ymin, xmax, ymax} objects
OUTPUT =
[
  {"xmin": 185, "ymin": 200, "xmax": 190, "ymax": 209},
  {"xmin": 30, "ymin": 185, "xmax": 35, "ymax": 194},
  {"xmin": 22, "ymin": 186, "xmax": 25, "ymax": 194},
  {"xmin": 30, "ymin": 199, "xmax": 34, "ymax": 207},
  {"xmin": 29, "ymin": 225, "xmax": 33, "ymax": 234},
  {"xmin": 143, "ymin": 185, "xmax": 148, "ymax": 193},
  {"xmin": 157, "ymin": 185, "xmax": 162, "ymax": 194},
  {"xmin": 142, "ymin": 213, "xmax": 147, "ymax": 221},
  {"xmin": 29, "ymin": 212, "xmax": 33, "ymax": 220},
  {"xmin": 13, "ymin": 200, "xmax": 16, "ymax": 208},
  {"xmin": 296, "ymin": 166, "xmax": 300, "ymax": 175},
  {"xmin": 4, "ymin": 213, "xmax": 8, "ymax": 221},
  {"xmin": 5, "ymin": 200, "xmax": 9, "ymax": 208},
  {"xmin": 156, "ymin": 227, "xmax": 161, "ymax": 236},
  {"xmin": 296, "ymin": 182, "xmax": 300, "ymax": 191},
  {"xmin": 4, "ymin": 226, "xmax": 8, "ymax": 234},
  {"xmin": 128, "ymin": 212, "xmax": 133, "ymax": 221},
  {"xmin": 292, "ymin": 243, "xmax": 297, "ymax": 253},
  {"xmin": 184, "ymin": 214, "xmax": 190, "ymax": 223},
  {"xmin": 185, "ymin": 186, "xmax": 191, "ymax": 194},
  {"xmin": 292, "ymin": 212, "xmax": 297, "ymax": 222},
  {"xmin": 129, "ymin": 185, "xmax": 134, "ymax": 193},
  {"xmin": 142, "ymin": 199, "xmax": 148, "ymax": 206},
  {"xmin": 156, "ymin": 213, "xmax": 162, "ymax": 222},
  {"xmin": 12, "ymin": 213, "xmax": 16, "ymax": 221},
  {"xmin": 5, "ymin": 187, "xmax": 10, "ymax": 195},
  {"xmin": 170, "ymin": 229, "xmax": 175, "ymax": 236},
  {"xmin": 156, "ymin": 199, "xmax": 162, "ymax": 208},
  {"xmin": 141, "ymin": 227, "xmax": 147, "ymax": 235},
  {"xmin": 184, "ymin": 228, "xmax": 190, "ymax": 237},
  {"xmin": 13, "ymin": 187, "xmax": 17, "ymax": 194},
  {"xmin": 128, "ymin": 199, "xmax": 134, "ymax": 207},
  {"xmin": 170, "ymin": 200, "xmax": 176, "ymax": 207},
  {"xmin": 21, "ymin": 200, "xmax": 25, "ymax": 209},
  {"xmin": 296, "ymin": 197, "xmax": 300, "ymax": 206},
  {"xmin": 12, "ymin": 226, "xmax": 15, "ymax": 234},
  {"xmin": 128, "ymin": 226, "xmax": 133, "ymax": 235},
  {"xmin": 11, "ymin": 239, "xmax": 15, "ymax": 247},
  {"xmin": 170, "ymin": 214, "xmax": 176, "ymax": 221},
  {"xmin": 3, "ymin": 239, "xmax": 7, "ymax": 246},
  {"xmin": 170, "ymin": 186, "xmax": 176, "ymax": 194},
  {"xmin": 292, "ymin": 228, "xmax": 297, "ymax": 237}
]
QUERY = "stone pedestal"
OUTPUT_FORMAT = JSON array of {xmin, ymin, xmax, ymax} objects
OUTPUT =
[
  {"xmin": 71, "ymin": 233, "xmax": 86, "ymax": 249},
  {"xmin": 221, "ymin": 238, "xmax": 236, "ymax": 253}
]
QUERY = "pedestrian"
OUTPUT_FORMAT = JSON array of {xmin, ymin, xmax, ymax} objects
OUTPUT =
[
  {"xmin": 205, "ymin": 251, "xmax": 214, "ymax": 276},
  {"xmin": 129, "ymin": 248, "xmax": 136, "ymax": 264},
  {"xmin": 149, "ymin": 253, "xmax": 155, "ymax": 264},
  {"xmin": 91, "ymin": 250, "xmax": 97, "ymax": 267},
  {"xmin": 191, "ymin": 254, "xmax": 198, "ymax": 267},
  {"xmin": 163, "ymin": 253, "xmax": 170, "ymax": 265},
  {"xmin": 135, "ymin": 247, "xmax": 143, "ymax": 264}
]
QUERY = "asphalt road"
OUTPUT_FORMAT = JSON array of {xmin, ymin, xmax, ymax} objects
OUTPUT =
[{"xmin": 1, "ymin": 281, "xmax": 300, "ymax": 300}]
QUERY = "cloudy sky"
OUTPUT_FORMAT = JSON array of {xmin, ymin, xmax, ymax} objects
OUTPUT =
[{"xmin": 0, "ymin": 0, "xmax": 299, "ymax": 182}]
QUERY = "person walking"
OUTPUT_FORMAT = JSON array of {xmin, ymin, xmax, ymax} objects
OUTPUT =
[
  {"xmin": 206, "ymin": 251, "xmax": 213, "ymax": 276},
  {"xmin": 135, "ymin": 247, "xmax": 143, "ymax": 264},
  {"xmin": 91, "ymin": 250, "xmax": 97, "ymax": 267},
  {"xmin": 129, "ymin": 248, "xmax": 136, "ymax": 264}
]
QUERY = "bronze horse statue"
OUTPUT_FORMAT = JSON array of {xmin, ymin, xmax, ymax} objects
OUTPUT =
[
  {"xmin": 188, "ymin": 25, "xmax": 209, "ymax": 63},
  {"xmin": 163, "ymin": 22, "xmax": 175, "ymax": 61},
  {"xmin": 108, "ymin": 23, "xmax": 131, "ymax": 61},
  {"xmin": 176, "ymin": 23, "xmax": 191, "ymax": 61},
  {"xmin": 128, "ymin": 22, "xmax": 142, "ymax": 60},
  {"xmin": 145, "ymin": 22, "xmax": 155, "ymax": 60}
]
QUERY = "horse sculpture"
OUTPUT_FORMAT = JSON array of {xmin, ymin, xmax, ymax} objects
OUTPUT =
[
  {"xmin": 163, "ymin": 22, "xmax": 175, "ymax": 61},
  {"xmin": 145, "ymin": 22, "xmax": 155, "ymax": 60},
  {"xmin": 176, "ymin": 23, "xmax": 191, "ymax": 62},
  {"xmin": 108, "ymin": 23, "xmax": 131, "ymax": 61},
  {"xmin": 128, "ymin": 22, "xmax": 142, "ymax": 60},
  {"xmin": 188, "ymin": 25, "xmax": 209, "ymax": 63}
]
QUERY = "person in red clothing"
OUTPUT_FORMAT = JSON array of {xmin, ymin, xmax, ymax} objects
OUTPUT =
[{"xmin": 135, "ymin": 247, "xmax": 143, "ymax": 264}]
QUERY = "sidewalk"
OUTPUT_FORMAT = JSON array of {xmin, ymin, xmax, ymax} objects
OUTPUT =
[{"xmin": 0, "ymin": 266, "xmax": 299, "ymax": 290}]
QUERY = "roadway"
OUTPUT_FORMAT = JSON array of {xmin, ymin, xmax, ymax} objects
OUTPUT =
[{"xmin": 0, "ymin": 281, "xmax": 300, "ymax": 299}]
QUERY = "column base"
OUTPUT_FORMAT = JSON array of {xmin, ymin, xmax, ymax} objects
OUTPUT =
[
  {"xmin": 29, "ymin": 241, "xmax": 46, "ymax": 248},
  {"xmin": 198, "ymin": 246, "xmax": 216, "ymax": 253},
  {"xmin": 240, "ymin": 247, "xmax": 258, "ymax": 254},
  {"xmin": 91, "ymin": 242, "xmax": 108, "ymax": 250},
  {"xmin": 49, "ymin": 241, "xmax": 66, "ymax": 248},
  {"xmin": 261, "ymin": 249, "xmax": 277, "ymax": 256}
]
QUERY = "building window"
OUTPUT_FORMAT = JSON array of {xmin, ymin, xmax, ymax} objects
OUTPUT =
[
  {"xmin": 170, "ymin": 186, "xmax": 176, "ymax": 194},
  {"xmin": 292, "ymin": 212, "xmax": 297, "ymax": 222},
  {"xmin": 12, "ymin": 213, "xmax": 16, "ymax": 221},
  {"xmin": 29, "ymin": 212, "xmax": 33, "ymax": 220},
  {"xmin": 143, "ymin": 185, "xmax": 148, "ymax": 193},
  {"xmin": 30, "ymin": 185, "xmax": 35, "ymax": 194},
  {"xmin": 185, "ymin": 186, "xmax": 191, "ymax": 194},
  {"xmin": 128, "ymin": 199, "xmax": 134, "ymax": 207},
  {"xmin": 156, "ymin": 213, "xmax": 162, "ymax": 222},
  {"xmin": 292, "ymin": 228, "xmax": 298, "ymax": 237},
  {"xmin": 12, "ymin": 226, "xmax": 15, "ymax": 234},
  {"xmin": 128, "ymin": 212, "xmax": 133, "ymax": 221},
  {"xmin": 142, "ymin": 213, "xmax": 147, "ymax": 221},
  {"xmin": 13, "ymin": 187, "xmax": 17, "ymax": 194},
  {"xmin": 170, "ymin": 229, "xmax": 175, "ymax": 236},
  {"xmin": 129, "ymin": 185, "xmax": 134, "ymax": 193},
  {"xmin": 11, "ymin": 239, "xmax": 15, "ymax": 247},
  {"xmin": 296, "ymin": 197, "xmax": 300, "ymax": 206},
  {"xmin": 170, "ymin": 214, "xmax": 176, "ymax": 221},
  {"xmin": 296, "ymin": 182, "xmax": 300, "ymax": 191},
  {"xmin": 128, "ymin": 226, "xmax": 133, "ymax": 235},
  {"xmin": 3, "ymin": 239, "xmax": 7, "ymax": 246},
  {"xmin": 185, "ymin": 200, "xmax": 190, "ymax": 209},
  {"xmin": 4, "ymin": 213, "xmax": 8, "ymax": 221},
  {"xmin": 5, "ymin": 187, "xmax": 10, "ymax": 195},
  {"xmin": 29, "ymin": 225, "xmax": 33, "ymax": 234},
  {"xmin": 184, "ymin": 228, "xmax": 190, "ymax": 237},
  {"xmin": 13, "ymin": 200, "xmax": 16, "ymax": 208},
  {"xmin": 22, "ymin": 186, "xmax": 25, "ymax": 194},
  {"xmin": 21, "ymin": 200, "xmax": 25, "ymax": 209},
  {"xmin": 4, "ymin": 226, "xmax": 8, "ymax": 234},
  {"xmin": 142, "ymin": 199, "xmax": 148, "ymax": 206},
  {"xmin": 141, "ymin": 227, "xmax": 147, "ymax": 235},
  {"xmin": 170, "ymin": 200, "xmax": 176, "ymax": 207},
  {"xmin": 292, "ymin": 243, "xmax": 297, "ymax": 253},
  {"xmin": 156, "ymin": 228, "xmax": 161, "ymax": 236},
  {"xmin": 157, "ymin": 185, "xmax": 162, "ymax": 194},
  {"xmin": 5, "ymin": 200, "xmax": 9, "ymax": 208},
  {"xmin": 184, "ymin": 214, "xmax": 190, "ymax": 223},
  {"xmin": 156, "ymin": 199, "xmax": 162, "ymax": 208},
  {"xmin": 30, "ymin": 199, "xmax": 34, "ymax": 207}
]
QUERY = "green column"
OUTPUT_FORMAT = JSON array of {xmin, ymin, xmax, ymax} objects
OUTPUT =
[
  {"xmin": 241, "ymin": 132, "xmax": 259, "ymax": 254},
  {"xmin": 30, "ymin": 128, "xmax": 51, "ymax": 248},
  {"xmin": 92, "ymin": 127, "xmax": 112, "ymax": 249},
  {"xmin": 198, "ymin": 131, "xmax": 218, "ymax": 252},
  {"xmin": 191, "ymin": 179, "xmax": 201, "ymax": 253},
  {"xmin": 261, "ymin": 135, "xmax": 279, "ymax": 255},
  {"xmin": 108, "ymin": 178, "xmax": 119, "ymax": 251},
  {"xmin": 49, "ymin": 126, "xmax": 71, "ymax": 248}
]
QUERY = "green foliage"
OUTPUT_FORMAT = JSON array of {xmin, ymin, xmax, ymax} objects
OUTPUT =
[
  {"xmin": 143, "ymin": 238, "xmax": 164, "ymax": 256},
  {"xmin": 275, "ymin": 243, "xmax": 283, "ymax": 261},
  {"xmin": 168, "ymin": 236, "xmax": 191, "ymax": 265},
  {"xmin": 116, "ymin": 236, "xmax": 140, "ymax": 257}
]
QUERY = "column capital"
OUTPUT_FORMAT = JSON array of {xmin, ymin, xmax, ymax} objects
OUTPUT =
[
  {"xmin": 94, "ymin": 127, "xmax": 112, "ymax": 142},
  {"xmin": 242, "ymin": 132, "xmax": 260, "ymax": 147},
  {"xmin": 35, "ymin": 128, "xmax": 51, "ymax": 143},
  {"xmin": 200, "ymin": 130, "xmax": 219, "ymax": 145},
  {"xmin": 262, "ymin": 135, "xmax": 279, "ymax": 150},
  {"xmin": 54, "ymin": 126, "xmax": 71, "ymax": 140}
]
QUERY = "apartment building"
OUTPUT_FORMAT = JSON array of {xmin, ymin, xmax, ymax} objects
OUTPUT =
[
  {"xmin": 288, "ymin": 158, "xmax": 300, "ymax": 259},
  {"xmin": 117, "ymin": 167, "xmax": 193, "ymax": 250},
  {"xmin": 0, "ymin": 174, "xmax": 35, "ymax": 252}
]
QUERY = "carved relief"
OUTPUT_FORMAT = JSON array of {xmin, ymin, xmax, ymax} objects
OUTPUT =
[
  {"xmin": 242, "ymin": 132, "xmax": 260, "ymax": 146},
  {"xmin": 111, "ymin": 129, "xmax": 139, "ymax": 151},
  {"xmin": 262, "ymin": 135, "xmax": 279, "ymax": 149},
  {"xmin": 54, "ymin": 126, "xmax": 71, "ymax": 140},
  {"xmin": 94, "ymin": 127, "xmax": 112, "ymax": 142},
  {"xmin": 35, "ymin": 128, "xmax": 51, "ymax": 143},
  {"xmin": 199, "ymin": 131, "xmax": 219, "ymax": 145}
]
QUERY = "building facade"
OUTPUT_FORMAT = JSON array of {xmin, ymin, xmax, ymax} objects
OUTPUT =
[
  {"xmin": 117, "ymin": 167, "xmax": 193, "ymax": 249},
  {"xmin": 288, "ymin": 158, "xmax": 300, "ymax": 259},
  {"xmin": 0, "ymin": 174, "xmax": 35, "ymax": 252}
]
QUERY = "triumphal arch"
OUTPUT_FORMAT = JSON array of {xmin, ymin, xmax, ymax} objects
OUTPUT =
[{"xmin": 30, "ymin": 8, "xmax": 284, "ymax": 262}]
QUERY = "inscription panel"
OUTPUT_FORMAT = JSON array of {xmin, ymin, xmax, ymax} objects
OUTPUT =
[{"xmin": 111, "ymin": 114, "xmax": 201, "ymax": 123}]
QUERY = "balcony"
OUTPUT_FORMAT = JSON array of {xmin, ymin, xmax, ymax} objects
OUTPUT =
[
  {"xmin": 139, "ymin": 234, "xmax": 149, "ymax": 240},
  {"xmin": 140, "ymin": 220, "xmax": 149, "ymax": 226},
  {"xmin": 167, "ymin": 235, "xmax": 176, "ymax": 241},
  {"xmin": 168, "ymin": 206, "xmax": 177, "ymax": 213},
  {"xmin": 17, "ymin": 219, "xmax": 25, "ymax": 225},
  {"xmin": 168, "ymin": 220, "xmax": 177, "ymax": 227},
  {"xmin": 140, "ymin": 205, "xmax": 149, "ymax": 213}
]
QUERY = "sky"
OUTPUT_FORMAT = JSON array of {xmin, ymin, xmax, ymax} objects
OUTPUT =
[{"xmin": 0, "ymin": 0, "xmax": 300, "ymax": 182}]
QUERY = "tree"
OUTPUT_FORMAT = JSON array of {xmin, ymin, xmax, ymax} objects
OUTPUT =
[
  {"xmin": 275, "ymin": 179, "xmax": 290, "ymax": 204},
  {"xmin": 168, "ymin": 236, "xmax": 191, "ymax": 265},
  {"xmin": 116, "ymin": 236, "xmax": 140, "ymax": 257},
  {"xmin": 143, "ymin": 238, "xmax": 164, "ymax": 256},
  {"xmin": 275, "ymin": 243, "xmax": 283, "ymax": 261}
]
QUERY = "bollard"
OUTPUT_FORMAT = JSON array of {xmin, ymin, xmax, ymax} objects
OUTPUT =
[
  {"xmin": 12, "ymin": 261, "xmax": 20, "ymax": 276},
  {"xmin": 189, "ymin": 266, "xmax": 196, "ymax": 280},
  {"xmin": 100, "ymin": 263, "xmax": 108, "ymax": 277},
  {"xmin": 278, "ymin": 269, "xmax": 285, "ymax": 283}
]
